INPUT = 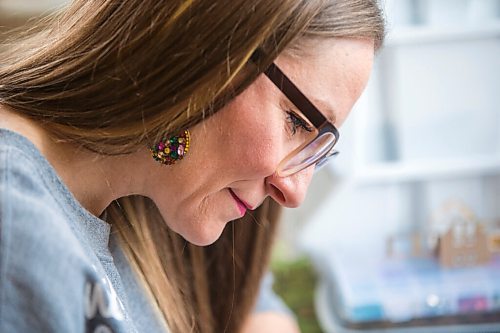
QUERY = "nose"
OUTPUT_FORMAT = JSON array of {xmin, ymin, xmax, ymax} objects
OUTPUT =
[{"xmin": 265, "ymin": 165, "xmax": 315, "ymax": 208}]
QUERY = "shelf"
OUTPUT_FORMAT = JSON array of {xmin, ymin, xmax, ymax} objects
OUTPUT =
[
  {"xmin": 354, "ymin": 156, "xmax": 500, "ymax": 185},
  {"xmin": 385, "ymin": 22, "xmax": 500, "ymax": 46}
]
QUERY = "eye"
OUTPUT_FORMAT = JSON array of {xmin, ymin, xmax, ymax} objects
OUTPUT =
[{"xmin": 285, "ymin": 110, "xmax": 313, "ymax": 135}]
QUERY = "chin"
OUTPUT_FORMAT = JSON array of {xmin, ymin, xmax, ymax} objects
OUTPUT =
[
  {"xmin": 177, "ymin": 219, "xmax": 228, "ymax": 247},
  {"xmin": 181, "ymin": 230, "xmax": 225, "ymax": 247}
]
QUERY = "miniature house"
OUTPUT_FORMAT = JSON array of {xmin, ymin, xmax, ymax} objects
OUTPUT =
[{"xmin": 438, "ymin": 220, "xmax": 490, "ymax": 268}]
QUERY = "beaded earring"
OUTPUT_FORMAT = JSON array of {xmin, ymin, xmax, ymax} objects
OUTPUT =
[{"xmin": 150, "ymin": 129, "xmax": 190, "ymax": 165}]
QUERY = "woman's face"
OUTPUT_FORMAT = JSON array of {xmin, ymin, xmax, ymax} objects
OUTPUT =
[{"xmin": 144, "ymin": 38, "xmax": 374, "ymax": 246}]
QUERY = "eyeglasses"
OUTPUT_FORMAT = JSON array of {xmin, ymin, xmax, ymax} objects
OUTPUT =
[{"xmin": 262, "ymin": 62, "xmax": 340, "ymax": 177}]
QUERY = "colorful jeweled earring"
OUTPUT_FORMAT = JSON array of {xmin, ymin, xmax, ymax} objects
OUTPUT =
[{"xmin": 150, "ymin": 129, "xmax": 190, "ymax": 165}]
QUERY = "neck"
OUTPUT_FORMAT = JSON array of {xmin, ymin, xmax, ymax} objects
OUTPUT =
[{"xmin": 0, "ymin": 105, "xmax": 145, "ymax": 217}]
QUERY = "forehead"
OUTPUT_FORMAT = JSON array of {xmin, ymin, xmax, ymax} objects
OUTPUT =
[{"xmin": 274, "ymin": 38, "xmax": 374, "ymax": 126}]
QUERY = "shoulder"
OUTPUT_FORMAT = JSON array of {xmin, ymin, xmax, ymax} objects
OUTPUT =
[
  {"xmin": 0, "ymin": 136, "xmax": 85, "ymax": 330},
  {"xmin": 0, "ymin": 130, "xmax": 94, "ymax": 278},
  {"xmin": 0, "ymin": 134, "xmax": 76, "ymax": 249},
  {"xmin": 0, "ymin": 136, "xmax": 132, "ymax": 332},
  {"xmin": 0, "ymin": 137, "xmax": 50, "ymax": 198}
]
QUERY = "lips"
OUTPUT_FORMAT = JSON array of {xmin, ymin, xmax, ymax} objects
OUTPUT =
[{"xmin": 229, "ymin": 189, "xmax": 249, "ymax": 216}]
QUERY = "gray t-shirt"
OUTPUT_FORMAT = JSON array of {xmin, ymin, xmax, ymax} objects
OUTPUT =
[
  {"xmin": 0, "ymin": 128, "xmax": 166, "ymax": 332},
  {"xmin": 0, "ymin": 128, "xmax": 291, "ymax": 333}
]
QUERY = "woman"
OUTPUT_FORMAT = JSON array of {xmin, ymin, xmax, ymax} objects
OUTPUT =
[{"xmin": 0, "ymin": 0, "xmax": 384, "ymax": 332}]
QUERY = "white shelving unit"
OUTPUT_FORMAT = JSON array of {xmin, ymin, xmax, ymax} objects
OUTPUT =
[
  {"xmin": 386, "ymin": 22, "xmax": 500, "ymax": 46},
  {"xmin": 346, "ymin": 3, "xmax": 500, "ymax": 185},
  {"xmin": 354, "ymin": 156, "xmax": 500, "ymax": 185}
]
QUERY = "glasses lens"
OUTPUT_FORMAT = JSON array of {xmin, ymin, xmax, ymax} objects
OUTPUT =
[
  {"xmin": 315, "ymin": 150, "xmax": 339, "ymax": 170},
  {"xmin": 278, "ymin": 131, "xmax": 337, "ymax": 176}
]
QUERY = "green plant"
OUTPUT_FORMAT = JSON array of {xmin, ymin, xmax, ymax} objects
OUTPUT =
[{"xmin": 271, "ymin": 257, "xmax": 323, "ymax": 333}]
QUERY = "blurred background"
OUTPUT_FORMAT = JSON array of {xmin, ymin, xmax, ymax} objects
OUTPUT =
[
  {"xmin": 2, "ymin": 1, "xmax": 500, "ymax": 332},
  {"xmin": 276, "ymin": 1, "xmax": 500, "ymax": 332}
]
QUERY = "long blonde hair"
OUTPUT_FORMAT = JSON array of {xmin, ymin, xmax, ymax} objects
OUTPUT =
[{"xmin": 0, "ymin": 1, "xmax": 384, "ymax": 332}]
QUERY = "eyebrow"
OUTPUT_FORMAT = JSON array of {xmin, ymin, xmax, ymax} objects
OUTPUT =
[
  {"xmin": 264, "ymin": 62, "xmax": 337, "ymax": 128},
  {"xmin": 309, "ymin": 97, "xmax": 338, "ymax": 125}
]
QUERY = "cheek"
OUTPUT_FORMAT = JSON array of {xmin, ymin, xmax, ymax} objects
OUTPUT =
[
  {"xmin": 222, "ymin": 105, "xmax": 284, "ymax": 177},
  {"xmin": 224, "ymin": 120, "xmax": 279, "ymax": 177}
]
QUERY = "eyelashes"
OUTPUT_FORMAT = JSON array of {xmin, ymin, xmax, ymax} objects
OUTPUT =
[{"xmin": 285, "ymin": 110, "xmax": 313, "ymax": 135}]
